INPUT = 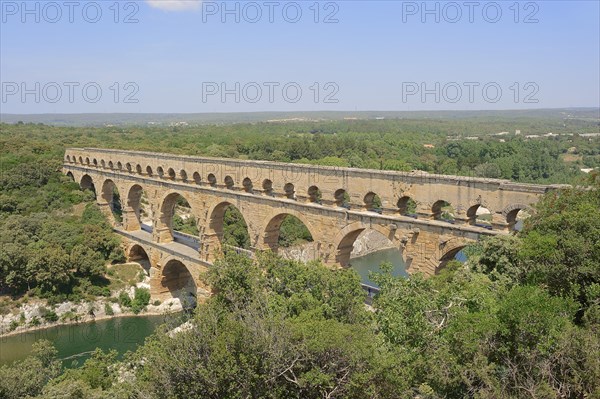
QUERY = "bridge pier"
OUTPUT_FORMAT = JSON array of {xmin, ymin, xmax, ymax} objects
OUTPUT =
[
  {"xmin": 122, "ymin": 206, "xmax": 141, "ymax": 231},
  {"xmin": 154, "ymin": 226, "xmax": 173, "ymax": 244}
]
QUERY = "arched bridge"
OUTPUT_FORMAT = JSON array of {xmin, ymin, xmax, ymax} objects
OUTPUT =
[{"xmin": 63, "ymin": 148, "xmax": 562, "ymax": 302}]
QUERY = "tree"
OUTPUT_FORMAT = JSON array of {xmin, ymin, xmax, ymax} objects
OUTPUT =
[{"xmin": 0, "ymin": 340, "xmax": 62, "ymax": 399}]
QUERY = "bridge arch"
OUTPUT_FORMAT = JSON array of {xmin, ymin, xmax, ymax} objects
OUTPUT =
[
  {"xmin": 85, "ymin": 157, "xmax": 90, "ymax": 165},
  {"xmin": 192, "ymin": 172, "xmax": 201, "ymax": 184},
  {"xmin": 262, "ymin": 179, "xmax": 273, "ymax": 195},
  {"xmin": 156, "ymin": 190, "xmax": 200, "ymax": 244},
  {"xmin": 80, "ymin": 174, "xmax": 96, "ymax": 197},
  {"xmin": 364, "ymin": 191, "xmax": 382, "ymax": 213},
  {"xmin": 66, "ymin": 171, "xmax": 75, "ymax": 181},
  {"xmin": 466, "ymin": 204, "xmax": 493, "ymax": 227},
  {"xmin": 126, "ymin": 243, "xmax": 152, "ymax": 276},
  {"xmin": 92, "ymin": 158, "xmax": 98, "ymax": 167},
  {"xmin": 503, "ymin": 203, "xmax": 534, "ymax": 231},
  {"xmin": 157, "ymin": 166, "xmax": 164, "ymax": 178},
  {"xmin": 242, "ymin": 177, "xmax": 253, "ymax": 193},
  {"xmin": 438, "ymin": 240, "xmax": 469, "ymax": 272},
  {"xmin": 262, "ymin": 210, "xmax": 316, "ymax": 253},
  {"xmin": 332, "ymin": 222, "xmax": 397, "ymax": 268},
  {"xmin": 307, "ymin": 186, "xmax": 322, "ymax": 203},
  {"xmin": 123, "ymin": 183, "xmax": 150, "ymax": 231},
  {"xmin": 205, "ymin": 201, "xmax": 251, "ymax": 252},
  {"xmin": 224, "ymin": 175, "xmax": 234, "ymax": 189},
  {"xmin": 136, "ymin": 164, "xmax": 143, "ymax": 174},
  {"xmin": 158, "ymin": 259, "xmax": 197, "ymax": 308},
  {"xmin": 167, "ymin": 168, "xmax": 176, "ymax": 180},
  {"xmin": 432, "ymin": 200, "xmax": 455, "ymax": 222},
  {"xmin": 180, "ymin": 169, "xmax": 188, "ymax": 182},
  {"xmin": 108, "ymin": 161, "xmax": 114, "ymax": 169},
  {"xmin": 208, "ymin": 173, "xmax": 217, "ymax": 187},
  {"xmin": 284, "ymin": 183, "xmax": 296, "ymax": 199},
  {"xmin": 146, "ymin": 166, "xmax": 153, "ymax": 176},
  {"xmin": 99, "ymin": 179, "xmax": 122, "ymax": 223},
  {"xmin": 334, "ymin": 189, "xmax": 349, "ymax": 208},
  {"xmin": 397, "ymin": 196, "xmax": 417, "ymax": 216},
  {"xmin": 100, "ymin": 160, "xmax": 106, "ymax": 168}
]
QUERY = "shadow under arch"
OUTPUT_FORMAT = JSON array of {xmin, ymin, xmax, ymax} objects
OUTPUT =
[
  {"xmin": 80, "ymin": 174, "xmax": 96, "ymax": 198},
  {"xmin": 159, "ymin": 259, "xmax": 197, "ymax": 309},
  {"xmin": 127, "ymin": 244, "xmax": 151, "ymax": 276},
  {"xmin": 99, "ymin": 179, "xmax": 122, "ymax": 223}
]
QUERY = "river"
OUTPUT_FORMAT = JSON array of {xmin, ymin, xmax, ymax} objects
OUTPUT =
[
  {"xmin": 0, "ymin": 314, "xmax": 181, "ymax": 368},
  {"xmin": 349, "ymin": 248, "xmax": 409, "ymax": 287}
]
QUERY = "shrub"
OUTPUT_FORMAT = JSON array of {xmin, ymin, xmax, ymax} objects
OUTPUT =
[
  {"xmin": 104, "ymin": 302, "xmax": 114, "ymax": 316},
  {"xmin": 118, "ymin": 291, "xmax": 132, "ymax": 308},
  {"xmin": 131, "ymin": 288, "xmax": 151, "ymax": 314},
  {"xmin": 9, "ymin": 320, "xmax": 19, "ymax": 331},
  {"xmin": 30, "ymin": 316, "xmax": 41, "ymax": 326},
  {"xmin": 39, "ymin": 307, "xmax": 59, "ymax": 322}
]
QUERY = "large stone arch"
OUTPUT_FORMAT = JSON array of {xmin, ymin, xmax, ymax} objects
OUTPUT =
[
  {"xmin": 331, "ymin": 221, "xmax": 398, "ymax": 268},
  {"xmin": 98, "ymin": 178, "xmax": 123, "ymax": 225},
  {"xmin": 122, "ymin": 183, "xmax": 151, "ymax": 231},
  {"xmin": 126, "ymin": 243, "xmax": 152, "ymax": 276},
  {"xmin": 79, "ymin": 174, "xmax": 95, "ymax": 194},
  {"xmin": 502, "ymin": 203, "xmax": 535, "ymax": 230},
  {"xmin": 155, "ymin": 190, "xmax": 199, "ymax": 244},
  {"xmin": 261, "ymin": 209, "xmax": 317, "ymax": 253},
  {"xmin": 202, "ymin": 200, "xmax": 251, "ymax": 259},
  {"xmin": 437, "ymin": 238, "xmax": 470, "ymax": 272},
  {"xmin": 153, "ymin": 258, "xmax": 197, "ymax": 308}
]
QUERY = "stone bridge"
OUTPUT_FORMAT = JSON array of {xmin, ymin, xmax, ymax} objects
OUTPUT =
[{"xmin": 63, "ymin": 148, "xmax": 562, "ymax": 302}]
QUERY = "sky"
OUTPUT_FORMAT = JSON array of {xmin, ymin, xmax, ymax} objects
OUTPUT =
[{"xmin": 1, "ymin": 0, "xmax": 599, "ymax": 113}]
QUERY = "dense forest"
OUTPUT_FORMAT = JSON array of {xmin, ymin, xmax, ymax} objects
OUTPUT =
[{"xmin": 0, "ymin": 119, "xmax": 599, "ymax": 397}]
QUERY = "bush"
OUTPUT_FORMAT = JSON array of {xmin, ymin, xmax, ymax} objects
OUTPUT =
[
  {"xmin": 86, "ymin": 285, "xmax": 111, "ymax": 297},
  {"xmin": 131, "ymin": 288, "xmax": 150, "ymax": 314},
  {"xmin": 118, "ymin": 291, "xmax": 131, "ymax": 308},
  {"xmin": 39, "ymin": 307, "xmax": 58, "ymax": 322},
  {"xmin": 9, "ymin": 320, "xmax": 19, "ymax": 331},
  {"xmin": 104, "ymin": 302, "xmax": 114, "ymax": 316},
  {"xmin": 30, "ymin": 316, "xmax": 41, "ymax": 326}
]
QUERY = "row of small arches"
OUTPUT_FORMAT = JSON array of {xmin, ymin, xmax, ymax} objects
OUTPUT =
[
  {"xmin": 67, "ymin": 156, "xmax": 525, "ymax": 228},
  {"xmin": 66, "ymin": 155, "xmax": 386, "ymax": 211}
]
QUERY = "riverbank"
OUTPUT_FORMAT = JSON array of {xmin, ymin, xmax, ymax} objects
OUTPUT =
[
  {"xmin": 0, "ymin": 299, "xmax": 183, "ymax": 339},
  {"xmin": 0, "ymin": 280, "xmax": 185, "ymax": 338}
]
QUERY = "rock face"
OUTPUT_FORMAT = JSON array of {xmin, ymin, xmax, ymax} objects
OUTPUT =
[
  {"xmin": 278, "ymin": 230, "xmax": 397, "ymax": 263},
  {"xmin": 349, "ymin": 230, "xmax": 397, "ymax": 258},
  {"xmin": 0, "ymin": 279, "xmax": 182, "ymax": 336}
]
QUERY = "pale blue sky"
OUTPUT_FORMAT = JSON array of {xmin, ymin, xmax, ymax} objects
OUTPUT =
[{"xmin": 1, "ymin": 0, "xmax": 599, "ymax": 113}]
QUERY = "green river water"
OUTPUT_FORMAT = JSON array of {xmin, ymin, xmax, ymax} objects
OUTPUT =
[
  {"xmin": 0, "ymin": 314, "xmax": 180, "ymax": 367},
  {"xmin": 1, "ymin": 249, "xmax": 410, "ymax": 367}
]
